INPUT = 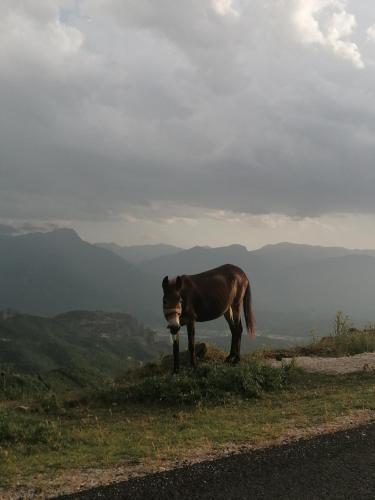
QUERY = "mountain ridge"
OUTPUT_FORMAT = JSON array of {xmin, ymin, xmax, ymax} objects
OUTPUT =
[
  {"xmin": 0, "ymin": 229, "xmax": 159, "ymax": 320},
  {"xmin": 95, "ymin": 242, "xmax": 183, "ymax": 264},
  {"xmin": 3, "ymin": 228, "xmax": 375, "ymax": 335}
]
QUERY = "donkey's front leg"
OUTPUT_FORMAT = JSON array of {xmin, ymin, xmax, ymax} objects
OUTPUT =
[
  {"xmin": 187, "ymin": 320, "xmax": 196, "ymax": 368},
  {"xmin": 171, "ymin": 329, "xmax": 180, "ymax": 374}
]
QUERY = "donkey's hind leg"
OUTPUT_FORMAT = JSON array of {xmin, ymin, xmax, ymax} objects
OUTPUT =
[
  {"xmin": 224, "ymin": 305, "xmax": 242, "ymax": 364},
  {"xmin": 233, "ymin": 306, "xmax": 243, "ymax": 363}
]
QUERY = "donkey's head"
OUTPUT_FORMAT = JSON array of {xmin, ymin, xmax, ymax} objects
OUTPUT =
[{"xmin": 162, "ymin": 275, "xmax": 183, "ymax": 333}]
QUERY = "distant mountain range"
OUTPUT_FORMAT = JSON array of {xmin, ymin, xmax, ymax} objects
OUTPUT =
[
  {"xmin": 0, "ymin": 229, "xmax": 159, "ymax": 319},
  {"xmin": 96, "ymin": 242, "xmax": 183, "ymax": 263},
  {"xmin": 111, "ymin": 240, "xmax": 375, "ymax": 334},
  {"xmin": 2, "ymin": 229, "xmax": 375, "ymax": 336}
]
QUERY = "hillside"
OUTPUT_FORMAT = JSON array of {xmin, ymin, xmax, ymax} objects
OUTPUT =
[
  {"xmin": 0, "ymin": 310, "xmax": 169, "ymax": 377},
  {"xmin": 0, "ymin": 229, "xmax": 159, "ymax": 321}
]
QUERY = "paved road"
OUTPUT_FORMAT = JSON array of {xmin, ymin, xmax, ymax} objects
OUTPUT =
[{"xmin": 57, "ymin": 423, "xmax": 375, "ymax": 500}]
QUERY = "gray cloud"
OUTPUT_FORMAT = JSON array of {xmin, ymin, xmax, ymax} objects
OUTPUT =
[
  {"xmin": 0, "ymin": 221, "xmax": 59, "ymax": 235},
  {"xmin": 1, "ymin": 0, "xmax": 375, "ymax": 228}
]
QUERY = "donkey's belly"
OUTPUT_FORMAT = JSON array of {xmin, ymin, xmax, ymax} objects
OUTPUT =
[
  {"xmin": 197, "ymin": 314, "xmax": 222, "ymax": 323},
  {"xmin": 195, "ymin": 308, "xmax": 226, "ymax": 323},
  {"xmin": 180, "ymin": 309, "xmax": 223, "ymax": 324}
]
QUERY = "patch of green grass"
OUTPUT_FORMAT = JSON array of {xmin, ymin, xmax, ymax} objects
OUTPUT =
[
  {"xmin": 256, "ymin": 328, "xmax": 375, "ymax": 359},
  {"xmin": 0, "ymin": 411, "xmax": 64, "ymax": 446},
  {"xmin": 1, "ymin": 370, "xmax": 375, "ymax": 489},
  {"xmin": 2, "ymin": 335, "xmax": 375, "ymax": 492},
  {"xmin": 91, "ymin": 362, "xmax": 299, "ymax": 406},
  {"xmin": 0, "ymin": 365, "xmax": 104, "ymax": 402}
]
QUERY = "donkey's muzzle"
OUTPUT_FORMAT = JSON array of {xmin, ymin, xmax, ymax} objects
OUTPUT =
[{"xmin": 167, "ymin": 324, "xmax": 180, "ymax": 334}]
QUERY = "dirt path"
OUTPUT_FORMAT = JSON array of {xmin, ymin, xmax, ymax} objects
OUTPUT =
[
  {"xmin": 269, "ymin": 352, "xmax": 375, "ymax": 374},
  {"xmin": 57, "ymin": 422, "xmax": 375, "ymax": 500}
]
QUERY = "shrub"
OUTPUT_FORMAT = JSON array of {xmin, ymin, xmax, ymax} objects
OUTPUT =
[
  {"xmin": 332, "ymin": 310, "xmax": 351, "ymax": 337},
  {"xmin": 330, "ymin": 329, "xmax": 375, "ymax": 356}
]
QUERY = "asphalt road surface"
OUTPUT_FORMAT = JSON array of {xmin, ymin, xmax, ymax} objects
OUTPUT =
[{"xmin": 57, "ymin": 423, "xmax": 375, "ymax": 500}]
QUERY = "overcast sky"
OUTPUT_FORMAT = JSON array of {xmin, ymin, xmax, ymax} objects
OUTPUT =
[{"xmin": 1, "ymin": 0, "xmax": 375, "ymax": 249}]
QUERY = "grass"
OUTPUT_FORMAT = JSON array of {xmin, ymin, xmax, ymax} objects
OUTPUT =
[
  {"xmin": 257, "ymin": 328, "xmax": 375, "ymax": 359},
  {"xmin": 92, "ymin": 362, "xmax": 298, "ymax": 406},
  {"xmin": 2, "ymin": 326, "xmax": 375, "ymax": 493},
  {"xmin": 2, "ymin": 364, "xmax": 375, "ymax": 490},
  {"xmin": 0, "ymin": 412, "xmax": 60, "ymax": 445}
]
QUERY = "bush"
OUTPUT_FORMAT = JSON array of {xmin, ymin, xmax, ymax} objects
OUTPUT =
[
  {"xmin": 329, "ymin": 329, "xmax": 375, "ymax": 356},
  {"xmin": 257, "ymin": 313, "xmax": 375, "ymax": 359},
  {"xmin": 332, "ymin": 310, "xmax": 350, "ymax": 337},
  {"xmin": 93, "ymin": 362, "xmax": 299, "ymax": 407}
]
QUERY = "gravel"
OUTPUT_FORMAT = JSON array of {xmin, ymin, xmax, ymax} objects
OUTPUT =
[{"xmin": 269, "ymin": 352, "xmax": 375, "ymax": 374}]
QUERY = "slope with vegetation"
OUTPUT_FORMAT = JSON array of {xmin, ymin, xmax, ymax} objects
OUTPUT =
[
  {"xmin": 0, "ymin": 310, "xmax": 169, "ymax": 392},
  {"xmin": 2, "ymin": 327, "xmax": 375, "ymax": 497}
]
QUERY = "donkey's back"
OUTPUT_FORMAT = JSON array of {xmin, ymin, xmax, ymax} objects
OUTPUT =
[{"xmin": 188, "ymin": 263, "xmax": 247, "ymax": 285}]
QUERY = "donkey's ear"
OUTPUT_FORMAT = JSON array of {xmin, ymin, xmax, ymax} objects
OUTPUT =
[
  {"xmin": 162, "ymin": 276, "xmax": 169, "ymax": 290},
  {"xmin": 176, "ymin": 276, "xmax": 182, "ymax": 291}
]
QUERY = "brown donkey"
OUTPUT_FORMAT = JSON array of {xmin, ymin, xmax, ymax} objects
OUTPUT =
[{"xmin": 162, "ymin": 264, "xmax": 255, "ymax": 373}]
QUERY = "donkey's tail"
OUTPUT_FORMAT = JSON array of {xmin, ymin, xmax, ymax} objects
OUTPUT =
[{"xmin": 243, "ymin": 281, "xmax": 255, "ymax": 338}]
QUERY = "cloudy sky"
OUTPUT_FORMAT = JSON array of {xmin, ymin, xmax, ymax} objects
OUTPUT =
[{"xmin": 1, "ymin": 0, "xmax": 375, "ymax": 249}]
